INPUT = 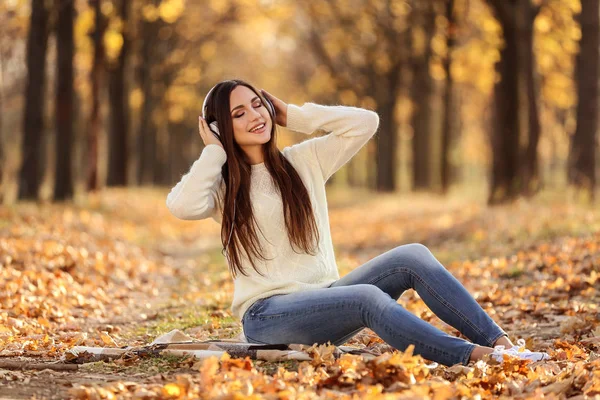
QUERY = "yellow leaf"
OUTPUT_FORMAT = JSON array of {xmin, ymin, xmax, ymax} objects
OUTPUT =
[
  {"xmin": 99, "ymin": 331, "xmax": 118, "ymax": 347},
  {"xmin": 161, "ymin": 383, "xmax": 183, "ymax": 398}
]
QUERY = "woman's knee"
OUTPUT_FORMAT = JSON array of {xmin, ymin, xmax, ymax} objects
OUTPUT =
[
  {"xmin": 392, "ymin": 243, "xmax": 443, "ymax": 271},
  {"xmin": 400, "ymin": 242, "xmax": 432, "ymax": 255}
]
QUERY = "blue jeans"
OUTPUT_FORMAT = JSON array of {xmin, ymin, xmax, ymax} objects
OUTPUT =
[{"xmin": 242, "ymin": 243, "xmax": 507, "ymax": 366}]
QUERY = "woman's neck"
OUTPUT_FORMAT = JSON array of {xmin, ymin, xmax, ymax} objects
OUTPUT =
[{"xmin": 243, "ymin": 145, "xmax": 264, "ymax": 165}]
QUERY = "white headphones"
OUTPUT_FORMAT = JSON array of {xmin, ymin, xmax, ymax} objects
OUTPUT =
[{"xmin": 201, "ymin": 83, "xmax": 276, "ymax": 264}]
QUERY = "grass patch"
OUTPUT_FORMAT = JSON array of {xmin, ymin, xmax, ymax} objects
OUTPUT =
[
  {"xmin": 124, "ymin": 304, "xmax": 240, "ymax": 342},
  {"xmin": 500, "ymin": 267, "xmax": 526, "ymax": 279},
  {"xmin": 133, "ymin": 307, "xmax": 210, "ymax": 338}
]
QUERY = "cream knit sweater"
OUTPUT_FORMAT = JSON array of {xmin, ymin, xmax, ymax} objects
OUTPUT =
[{"xmin": 166, "ymin": 102, "xmax": 380, "ymax": 321}]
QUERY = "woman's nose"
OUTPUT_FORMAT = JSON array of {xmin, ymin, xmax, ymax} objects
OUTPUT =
[{"xmin": 250, "ymin": 108, "xmax": 262, "ymax": 119}]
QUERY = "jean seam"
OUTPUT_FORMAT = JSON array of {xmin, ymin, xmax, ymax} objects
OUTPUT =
[
  {"xmin": 245, "ymin": 302, "xmax": 361, "ymax": 322},
  {"xmin": 367, "ymin": 265, "xmax": 494, "ymax": 345},
  {"xmin": 250, "ymin": 313, "xmax": 287, "ymax": 320},
  {"xmin": 365, "ymin": 303, "xmax": 456, "ymax": 361},
  {"xmin": 245, "ymin": 333, "xmax": 269, "ymax": 344}
]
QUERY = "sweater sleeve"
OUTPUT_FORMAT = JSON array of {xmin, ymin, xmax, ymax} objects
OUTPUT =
[
  {"xmin": 166, "ymin": 144, "xmax": 227, "ymax": 222},
  {"xmin": 284, "ymin": 102, "xmax": 379, "ymax": 182}
]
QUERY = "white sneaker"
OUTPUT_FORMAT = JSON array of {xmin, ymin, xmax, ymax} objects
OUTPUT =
[{"xmin": 489, "ymin": 339, "xmax": 550, "ymax": 363}]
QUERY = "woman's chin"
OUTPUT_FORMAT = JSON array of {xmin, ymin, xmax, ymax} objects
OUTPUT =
[{"xmin": 250, "ymin": 133, "xmax": 271, "ymax": 144}]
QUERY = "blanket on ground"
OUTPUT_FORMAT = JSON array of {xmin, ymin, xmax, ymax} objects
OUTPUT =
[{"xmin": 64, "ymin": 329, "xmax": 390, "ymax": 364}]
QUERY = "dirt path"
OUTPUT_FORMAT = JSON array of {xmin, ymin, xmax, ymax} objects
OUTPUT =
[{"xmin": 0, "ymin": 233, "xmax": 223, "ymax": 399}]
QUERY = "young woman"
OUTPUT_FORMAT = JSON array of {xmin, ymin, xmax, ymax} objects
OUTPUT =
[{"xmin": 166, "ymin": 79, "xmax": 549, "ymax": 366}]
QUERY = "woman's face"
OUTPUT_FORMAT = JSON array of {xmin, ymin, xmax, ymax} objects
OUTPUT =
[{"xmin": 229, "ymin": 85, "xmax": 272, "ymax": 151}]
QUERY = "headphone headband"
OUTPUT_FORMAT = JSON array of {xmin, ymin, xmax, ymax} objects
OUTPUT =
[{"xmin": 202, "ymin": 84, "xmax": 217, "ymax": 119}]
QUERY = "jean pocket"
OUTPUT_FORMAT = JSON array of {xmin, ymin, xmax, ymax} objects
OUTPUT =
[
  {"xmin": 246, "ymin": 296, "xmax": 289, "ymax": 320},
  {"xmin": 244, "ymin": 298, "xmax": 266, "ymax": 321}
]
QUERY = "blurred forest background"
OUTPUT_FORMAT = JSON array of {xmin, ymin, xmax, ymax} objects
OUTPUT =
[{"xmin": 0, "ymin": 0, "xmax": 598, "ymax": 205}]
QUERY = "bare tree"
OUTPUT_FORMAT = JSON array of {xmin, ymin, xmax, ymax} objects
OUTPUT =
[
  {"xmin": 88, "ymin": 0, "xmax": 107, "ymax": 191},
  {"xmin": 486, "ymin": 0, "xmax": 543, "ymax": 204},
  {"xmin": 411, "ymin": 0, "xmax": 437, "ymax": 191},
  {"xmin": 441, "ymin": 0, "xmax": 457, "ymax": 193},
  {"xmin": 55, "ymin": 0, "xmax": 75, "ymax": 200},
  {"xmin": 569, "ymin": 0, "xmax": 598, "ymax": 199},
  {"xmin": 107, "ymin": 0, "xmax": 130, "ymax": 186},
  {"xmin": 20, "ymin": 0, "xmax": 50, "ymax": 200}
]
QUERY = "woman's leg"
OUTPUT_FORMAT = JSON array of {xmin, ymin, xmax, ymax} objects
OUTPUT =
[
  {"xmin": 329, "ymin": 243, "xmax": 508, "ymax": 348},
  {"xmin": 242, "ymin": 284, "xmax": 476, "ymax": 366}
]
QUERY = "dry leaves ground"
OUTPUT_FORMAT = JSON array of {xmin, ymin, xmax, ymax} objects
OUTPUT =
[{"xmin": 0, "ymin": 187, "xmax": 599, "ymax": 399}]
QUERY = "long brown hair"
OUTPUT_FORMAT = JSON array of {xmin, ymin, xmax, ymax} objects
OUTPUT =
[{"xmin": 204, "ymin": 79, "xmax": 320, "ymax": 279}]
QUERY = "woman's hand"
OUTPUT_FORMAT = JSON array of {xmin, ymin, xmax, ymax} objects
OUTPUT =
[
  {"xmin": 261, "ymin": 89, "xmax": 288, "ymax": 127},
  {"xmin": 198, "ymin": 116, "xmax": 224, "ymax": 149}
]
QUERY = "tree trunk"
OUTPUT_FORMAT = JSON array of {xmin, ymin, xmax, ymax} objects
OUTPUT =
[
  {"xmin": 88, "ymin": 0, "xmax": 106, "ymax": 191},
  {"xmin": 441, "ymin": 0, "xmax": 456, "ymax": 194},
  {"xmin": 1, "ymin": 51, "xmax": 20, "ymax": 204},
  {"xmin": 489, "ymin": 17, "xmax": 520, "ymax": 204},
  {"xmin": 569, "ymin": 0, "xmax": 598, "ymax": 197},
  {"xmin": 372, "ymin": 66, "xmax": 400, "ymax": 192},
  {"xmin": 487, "ymin": 1, "xmax": 540, "ymax": 204},
  {"xmin": 375, "ymin": 98, "xmax": 397, "ymax": 191},
  {"xmin": 375, "ymin": 95, "xmax": 398, "ymax": 191},
  {"xmin": 411, "ymin": 2, "xmax": 436, "ymax": 191},
  {"xmin": 54, "ymin": 0, "xmax": 75, "ymax": 200},
  {"xmin": 167, "ymin": 122, "xmax": 185, "ymax": 184},
  {"xmin": 137, "ymin": 17, "xmax": 158, "ymax": 185},
  {"xmin": 518, "ymin": 7, "xmax": 541, "ymax": 196},
  {"xmin": 107, "ymin": 0, "xmax": 130, "ymax": 186},
  {"xmin": 19, "ymin": 0, "xmax": 49, "ymax": 200},
  {"xmin": 154, "ymin": 119, "xmax": 170, "ymax": 185}
]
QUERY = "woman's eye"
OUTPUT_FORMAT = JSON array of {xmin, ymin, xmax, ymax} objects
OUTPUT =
[{"xmin": 234, "ymin": 103, "xmax": 262, "ymax": 118}]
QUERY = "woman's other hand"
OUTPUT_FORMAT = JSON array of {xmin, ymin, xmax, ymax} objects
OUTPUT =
[
  {"xmin": 261, "ymin": 89, "xmax": 288, "ymax": 127},
  {"xmin": 198, "ymin": 116, "xmax": 224, "ymax": 149}
]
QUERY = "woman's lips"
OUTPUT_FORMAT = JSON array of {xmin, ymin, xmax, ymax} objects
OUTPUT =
[{"xmin": 250, "ymin": 124, "xmax": 267, "ymax": 134}]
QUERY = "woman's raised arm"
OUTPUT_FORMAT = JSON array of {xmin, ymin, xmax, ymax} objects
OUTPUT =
[
  {"xmin": 285, "ymin": 102, "xmax": 380, "ymax": 182},
  {"xmin": 166, "ymin": 143, "xmax": 226, "ymax": 221}
]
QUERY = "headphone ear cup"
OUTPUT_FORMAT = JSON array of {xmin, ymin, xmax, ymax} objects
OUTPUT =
[
  {"xmin": 209, "ymin": 121, "xmax": 221, "ymax": 139},
  {"xmin": 264, "ymin": 96, "xmax": 276, "ymax": 117}
]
